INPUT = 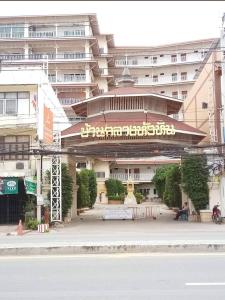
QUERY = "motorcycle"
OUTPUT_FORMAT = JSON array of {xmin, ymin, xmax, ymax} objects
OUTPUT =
[{"xmin": 212, "ymin": 205, "xmax": 222, "ymax": 224}]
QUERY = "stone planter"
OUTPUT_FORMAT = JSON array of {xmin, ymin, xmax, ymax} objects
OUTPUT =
[
  {"xmin": 199, "ymin": 210, "xmax": 212, "ymax": 223},
  {"xmin": 108, "ymin": 200, "xmax": 123, "ymax": 205}
]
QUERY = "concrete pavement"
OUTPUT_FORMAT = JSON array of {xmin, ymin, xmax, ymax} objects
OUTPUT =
[{"xmin": 1, "ymin": 204, "xmax": 225, "ymax": 255}]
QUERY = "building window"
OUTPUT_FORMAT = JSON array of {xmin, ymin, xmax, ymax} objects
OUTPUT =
[
  {"xmin": 172, "ymin": 91, "xmax": 178, "ymax": 98},
  {"xmin": 160, "ymin": 73, "xmax": 164, "ymax": 76},
  {"xmin": 0, "ymin": 92, "xmax": 29, "ymax": 116},
  {"xmin": 153, "ymin": 75, "xmax": 158, "ymax": 82},
  {"xmin": 152, "ymin": 56, "xmax": 157, "ymax": 64},
  {"xmin": 99, "ymin": 89, "xmax": 105, "ymax": 95},
  {"xmin": 0, "ymin": 135, "xmax": 30, "ymax": 161},
  {"xmin": 194, "ymin": 50, "xmax": 198, "ymax": 53},
  {"xmin": 181, "ymin": 72, "xmax": 187, "ymax": 80},
  {"xmin": 145, "ymin": 74, "xmax": 149, "ymax": 77},
  {"xmin": 76, "ymin": 162, "xmax": 87, "ymax": 169},
  {"xmin": 171, "ymin": 55, "xmax": 177, "ymax": 62},
  {"xmin": 144, "ymin": 56, "xmax": 149, "ymax": 59},
  {"xmin": 181, "ymin": 91, "xmax": 188, "ymax": 99},
  {"xmin": 160, "ymin": 54, "xmax": 164, "ymax": 57},
  {"xmin": 95, "ymin": 172, "xmax": 105, "ymax": 178},
  {"xmin": 202, "ymin": 102, "xmax": 208, "ymax": 109},
  {"xmin": 172, "ymin": 73, "xmax": 177, "ymax": 81},
  {"xmin": 160, "ymin": 91, "xmax": 165, "ymax": 94},
  {"xmin": 181, "ymin": 53, "xmax": 186, "ymax": 61},
  {"xmin": 201, "ymin": 50, "xmax": 208, "ymax": 58}
]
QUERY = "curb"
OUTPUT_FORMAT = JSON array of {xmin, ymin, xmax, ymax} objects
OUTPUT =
[{"xmin": 1, "ymin": 242, "xmax": 225, "ymax": 256}]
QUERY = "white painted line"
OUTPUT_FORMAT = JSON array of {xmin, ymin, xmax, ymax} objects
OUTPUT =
[{"xmin": 186, "ymin": 283, "xmax": 225, "ymax": 286}]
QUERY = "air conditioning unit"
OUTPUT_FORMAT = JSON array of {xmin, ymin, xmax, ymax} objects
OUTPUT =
[{"xmin": 16, "ymin": 162, "xmax": 24, "ymax": 170}]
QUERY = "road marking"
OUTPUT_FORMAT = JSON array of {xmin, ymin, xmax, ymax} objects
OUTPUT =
[
  {"xmin": 186, "ymin": 283, "xmax": 225, "ymax": 286},
  {"xmin": 2, "ymin": 252, "xmax": 225, "ymax": 260}
]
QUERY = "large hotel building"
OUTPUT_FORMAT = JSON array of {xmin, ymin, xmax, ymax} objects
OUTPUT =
[
  {"xmin": 0, "ymin": 14, "xmax": 222, "ymax": 210},
  {"xmin": 0, "ymin": 14, "xmax": 218, "ymax": 123}
]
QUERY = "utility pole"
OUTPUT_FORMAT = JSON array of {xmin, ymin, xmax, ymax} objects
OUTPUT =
[{"xmin": 36, "ymin": 144, "xmax": 43, "ymax": 222}]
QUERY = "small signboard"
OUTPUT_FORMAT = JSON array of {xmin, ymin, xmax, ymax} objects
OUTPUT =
[
  {"xmin": 103, "ymin": 208, "xmax": 133, "ymax": 220},
  {"xmin": 0, "ymin": 177, "xmax": 18, "ymax": 195},
  {"xmin": 25, "ymin": 178, "xmax": 37, "ymax": 195}
]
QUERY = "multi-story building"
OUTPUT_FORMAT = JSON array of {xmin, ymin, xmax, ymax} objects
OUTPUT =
[
  {"xmin": 0, "ymin": 66, "xmax": 69, "ymax": 224},
  {"xmin": 110, "ymin": 38, "xmax": 219, "ymax": 119},
  {"xmin": 0, "ymin": 14, "xmax": 114, "ymax": 123},
  {"xmin": 0, "ymin": 14, "xmax": 219, "ymax": 124}
]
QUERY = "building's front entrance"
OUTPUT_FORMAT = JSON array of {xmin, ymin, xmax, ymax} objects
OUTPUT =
[{"xmin": 0, "ymin": 178, "xmax": 26, "ymax": 224}]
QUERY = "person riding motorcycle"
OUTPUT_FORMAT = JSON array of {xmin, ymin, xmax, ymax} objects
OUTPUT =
[{"xmin": 212, "ymin": 204, "xmax": 222, "ymax": 223}]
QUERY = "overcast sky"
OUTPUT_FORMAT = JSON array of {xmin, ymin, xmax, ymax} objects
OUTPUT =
[{"xmin": 0, "ymin": 1, "xmax": 224, "ymax": 46}]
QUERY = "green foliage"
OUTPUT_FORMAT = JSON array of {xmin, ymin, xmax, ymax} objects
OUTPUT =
[
  {"xmin": 134, "ymin": 191, "xmax": 144, "ymax": 204},
  {"xmin": 152, "ymin": 165, "xmax": 173, "ymax": 200},
  {"xmin": 105, "ymin": 179, "xmax": 125, "ymax": 198},
  {"xmin": 88, "ymin": 170, "xmax": 97, "ymax": 208},
  {"xmin": 61, "ymin": 163, "xmax": 73, "ymax": 219},
  {"xmin": 181, "ymin": 155, "xmax": 209, "ymax": 213},
  {"xmin": 46, "ymin": 164, "xmax": 73, "ymax": 220},
  {"xmin": 25, "ymin": 218, "xmax": 40, "ymax": 230},
  {"xmin": 76, "ymin": 169, "xmax": 98, "ymax": 209},
  {"xmin": 163, "ymin": 165, "xmax": 182, "ymax": 208},
  {"xmin": 108, "ymin": 195, "xmax": 124, "ymax": 201}
]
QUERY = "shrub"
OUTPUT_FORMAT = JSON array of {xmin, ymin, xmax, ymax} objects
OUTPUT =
[
  {"xmin": 105, "ymin": 179, "xmax": 125, "ymax": 199},
  {"xmin": 134, "ymin": 192, "xmax": 144, "ymax": 204},
  {"xmin": 61, "ymin": 163, "xmax": 73, "ymax": 219},
  {"xmin": 25, "ymin": 218, "xmax": 40, "ymax": 230}
]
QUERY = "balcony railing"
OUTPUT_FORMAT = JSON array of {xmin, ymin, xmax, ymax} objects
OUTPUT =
[
  {"xmin": 115, "ymin": 75, "xmax": 194, "ymax": 86},
  {"xmin": 0, "ymin": 52, "xmax": 90, "ymax": 62},
  {"xmin": 48, "ymin": 74, "xmax": 86, "ymax": 83},
  {"xmin": 29, "ymin": 31, "xmax": 56, "ymax": 38},
  {"xmin": 0, "ymin": 26, "xmax": 87, "ymax": 39},
  {"xmin": 59, "ymin": 98, "xmax": 82, "ymax": 105},
  {"xmin": 110, "ymin": 173, "xmax": 154, "ymax": 182}
]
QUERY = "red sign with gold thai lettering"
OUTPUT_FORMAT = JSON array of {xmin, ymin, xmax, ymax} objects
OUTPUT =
[{"xmin": 43, "ymin": 105, "xmax": 53, "ymax": 144}]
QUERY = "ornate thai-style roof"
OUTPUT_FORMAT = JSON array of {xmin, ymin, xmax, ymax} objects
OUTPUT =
[
  {"xmin": 71, "ymin": 89, "xmax": 183, "ymax": 117},
  {"xmin": 61, "ymin": 111, "xmax": 206, "ymax": 138}
]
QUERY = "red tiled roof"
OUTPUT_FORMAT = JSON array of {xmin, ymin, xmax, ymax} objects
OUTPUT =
[{"xmin": 62, "ymin": 111, "xmax": 205, "ymax": 137}]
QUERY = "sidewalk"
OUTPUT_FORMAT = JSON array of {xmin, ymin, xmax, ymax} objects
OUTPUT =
[{"xmin": 1, "ymin": 204, "xmax": 225, "ymax": 255}]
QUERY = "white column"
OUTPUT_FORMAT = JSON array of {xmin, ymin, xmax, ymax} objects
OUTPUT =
[
  {"xmin": 24, "ymin": 43, "xmax": 29, "ymax": 59},
  {"xmin": 85, "ymin": 41, "xmax": 90, "ymax": 58},
  {"xmin": 85, "ymin": 21, "xmax": 90, "ymax": 36},
  {"xmin": 85, "ymin": 87, "xmax": 90, "ymax": 99},
  {"xmin": 85, "ymin": 65, "xmax": 91, "ymax": 82},
  {"xmin": 55, "ymin": 23, "xmax": 58, "ymax": 37},
  {"xmin": 24, "ymin": 23, "xmax": 29, "ymax": 38}
]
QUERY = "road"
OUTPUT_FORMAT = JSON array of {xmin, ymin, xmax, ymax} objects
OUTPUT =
[{"xmin": 1, "ymin": 253, "xmax": 225, "ymax": 299}]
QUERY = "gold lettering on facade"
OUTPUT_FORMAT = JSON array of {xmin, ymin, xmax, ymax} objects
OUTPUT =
[{"xmin": 80, "ymin": 122, "xmax": 176, "ymax": 138}]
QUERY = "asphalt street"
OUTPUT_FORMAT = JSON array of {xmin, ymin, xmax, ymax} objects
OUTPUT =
[{"xmin": 1, "ymin": 253, "xmax": 225, "ymax": 300}]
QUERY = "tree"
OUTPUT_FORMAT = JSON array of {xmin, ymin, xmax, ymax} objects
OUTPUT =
[
  {"xmin": 46, "ymin": 163, "xmax": 73, "ymax": 220},
  {"xmin": 61, "ymin": 163, "xmax": 73, "ymax": 219},
  {"xmin": 88, "ymin": 170, "xmax": 97, "ymax": 208},
  {"xmin": 152, "ymin": 165, "xmax": 173, "ymax": 200},
  {"xmin": 181, "ymin": 154, "xmax": 209, "ymax": 213},
  {"xmin": 163, "ymin": 165, "xmax": 182, "ymax": 208},
  {"xmin": 78, "ymin": 169, "xmax": 90, "ymax": 208}
]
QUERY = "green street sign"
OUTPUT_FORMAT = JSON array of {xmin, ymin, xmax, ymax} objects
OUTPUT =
[{"xmin": 25, "ymin": 179, "xmax": 37, "ymax": 195}]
